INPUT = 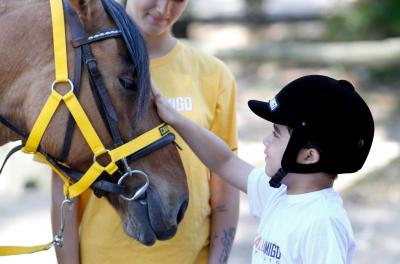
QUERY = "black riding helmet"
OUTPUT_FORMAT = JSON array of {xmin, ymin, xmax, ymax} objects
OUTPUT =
[{"xmin": 248, "ymin": 75, "xmax": 374, "ymax": 187}]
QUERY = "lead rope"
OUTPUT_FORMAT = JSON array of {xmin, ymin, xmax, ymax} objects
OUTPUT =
[{"xmin": 0, "ymin": 198, "xmax": 72, "ymax": 256}]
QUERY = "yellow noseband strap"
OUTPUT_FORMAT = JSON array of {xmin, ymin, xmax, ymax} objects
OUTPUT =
[
  {"xmin": 50, "ymin": 0, "xmax": 68, "ymax": 82},
  {"xmin": 22, "ymin": 89, "xmax": 171, "ymax": 199},
  {"xmin": 0, "ymin": 0, "xmax": 173, "ymax": 256}
]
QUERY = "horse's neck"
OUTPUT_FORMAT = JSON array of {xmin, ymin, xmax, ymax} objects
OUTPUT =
[
  {"xmin": 0, "ymin": 127, "xmax": 20, "ymax": 145},
  {"xmin": 0, "ymin": 0, "xmax": 51, "ymax": 86},
  {"xmin": 0, "ymin": 0, "xmax": 111, "ymax": 150},
  {"xmin": 0, "ymin": 0, "xmax": 47, "ymax": 16},
  {"xmin": 0, "ymin": 0, "xmax": 52, "ymax": 145}
]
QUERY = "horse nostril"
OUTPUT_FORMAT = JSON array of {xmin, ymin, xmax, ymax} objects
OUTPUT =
[{"xmin": 176, "ymin": 200, "xmax": 188, "ymax": 224}]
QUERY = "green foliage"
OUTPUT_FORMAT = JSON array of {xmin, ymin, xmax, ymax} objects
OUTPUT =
[
  {"xmin": 326, "ymin": 0, "xmax": 400, "ymax": 40},
  {"xmin": 365, "ymin": 65, "xmax": 400, "ymax": 85}
]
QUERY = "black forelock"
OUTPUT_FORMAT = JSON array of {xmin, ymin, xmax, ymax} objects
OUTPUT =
[{"xmin": 100, "ymin": 0, "xmax": 151, "ymax": 123}]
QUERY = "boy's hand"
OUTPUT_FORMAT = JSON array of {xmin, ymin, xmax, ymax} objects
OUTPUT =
[{"xmin": 151, "ymin": 81, "xmax": 179, "ymax": 125}]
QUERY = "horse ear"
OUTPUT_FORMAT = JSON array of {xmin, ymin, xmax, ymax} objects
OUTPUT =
[{"xmin": 68, "ymin": 0, "xmax": 92, "ymax": 18}]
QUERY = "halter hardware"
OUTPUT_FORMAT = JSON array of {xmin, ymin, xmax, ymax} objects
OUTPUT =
[
  {"xmin": 52, "ymin": 196, "xmax": 73, "ymax": 248},
  {"xmin": 22, "ymin": 86, "xmax": 171, "ymax": 197},
  {"xmin": 51, "ymin": 79, "xmax": 74, "ymax": 94},
  {"xmin": 118, "ymin": 170, "xmax": 150, "ymax": 201},
  {"xmin": 0, "ymin": 0, "xmax": 177, "ymax": 256}
]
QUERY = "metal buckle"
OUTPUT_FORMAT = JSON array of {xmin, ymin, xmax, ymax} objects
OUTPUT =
[
  {"xmin": 118, "ymin": 169, "xmax": 149, "ymax": 201},
  {"xmin": 52, "ymin": 196, "xmax": 73, "ymax": 248}
]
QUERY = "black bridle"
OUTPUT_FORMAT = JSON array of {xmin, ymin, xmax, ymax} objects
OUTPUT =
[{"xmin": 0, "ymin": 0, "xmax": 176, "ymax": 199}]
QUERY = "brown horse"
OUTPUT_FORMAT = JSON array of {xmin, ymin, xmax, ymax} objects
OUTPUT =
[{"xmin": 0, "ymin": 0, "xmax": 188, "ymax": 246}]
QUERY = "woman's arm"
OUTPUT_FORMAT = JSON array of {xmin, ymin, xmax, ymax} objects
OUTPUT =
[
  {"xmin": 208, "ymin": 173, "xmax": 239, "ymax": 263},
  {"xmin": 153, "ymin": 86, "xmax": 254, "ymax": 192},
  {"xmin": 51, "ymin": 173, "xmax": 80, "ymax": 264}
]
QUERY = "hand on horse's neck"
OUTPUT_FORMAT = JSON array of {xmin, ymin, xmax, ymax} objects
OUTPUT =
[{"xmin": 145, "ymin": 32, "xmax": 176, "ymax": 60}]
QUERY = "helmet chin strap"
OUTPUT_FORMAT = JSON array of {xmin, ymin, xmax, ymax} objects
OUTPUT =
[{"xmin": 269, "ymin": 168, "xmax": 288, "ymax": 188}]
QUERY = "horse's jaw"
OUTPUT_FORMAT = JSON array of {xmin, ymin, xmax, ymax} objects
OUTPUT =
[{"xmin": 120, "ymin": 187, "xmax": 188, "ymax": 246}]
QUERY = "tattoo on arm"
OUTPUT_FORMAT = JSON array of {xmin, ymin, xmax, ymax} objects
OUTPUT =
[
  {"xmin": 215, "ymin": 205, "xmax": 228, "ymax": 213},
  {"xmin": 212, "ymin": 227, "xmax": 236, "ymax": 264}
]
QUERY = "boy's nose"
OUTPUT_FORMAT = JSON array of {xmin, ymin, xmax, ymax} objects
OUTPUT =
[{"xmin": 263, "ymin": 136, "xmax": 269, "ymax": 146}]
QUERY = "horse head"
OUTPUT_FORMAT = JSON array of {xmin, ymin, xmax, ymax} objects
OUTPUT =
[{"xmin": 0, "ymin": 0, "xmax": 188, "ymax": 245}]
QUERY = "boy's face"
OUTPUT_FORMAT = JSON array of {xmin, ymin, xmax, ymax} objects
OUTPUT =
[
  {"xmin": 263, "ymin": 124, "xmax": 290, "ymax": 177},
  {"xmin": 125, "ymin": 0, "xmax": 188, "ymax": 37}
]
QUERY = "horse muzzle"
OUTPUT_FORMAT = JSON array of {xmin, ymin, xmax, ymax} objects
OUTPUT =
[{"xmin": 121, "ymin": 186, "xmax": 188, "ymax": 246}]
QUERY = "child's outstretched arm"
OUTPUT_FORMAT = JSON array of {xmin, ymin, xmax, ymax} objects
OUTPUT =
[{"xmin": 152, "ymin": 84, "xmax": 254, "ymax": 193}]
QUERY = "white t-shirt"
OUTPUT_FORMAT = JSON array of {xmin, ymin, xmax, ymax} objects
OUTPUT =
[{"xmin": 247, "ymin": 168, "xmax": 355, "ymax": 264}]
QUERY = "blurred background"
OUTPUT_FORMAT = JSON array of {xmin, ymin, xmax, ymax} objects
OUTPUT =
[{"xmin": 1, "ymin": 0, "xmax": 399, "ymax": 263}]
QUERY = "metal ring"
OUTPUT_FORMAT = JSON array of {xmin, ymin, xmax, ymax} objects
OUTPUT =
[
  {"xmin": 51, "ymin": 79, "xmax": 74, "ymax": 94},
  {"xmin": 93, "ymin": 149, "xmax": 111, "ymax": 164},
  {"xmin": 84, "ymin": 58, "xmax": 97, "ymax": 65},
  {"xmin": 118, "ymin": 170, "xmax": 149, "ymax": 201}
]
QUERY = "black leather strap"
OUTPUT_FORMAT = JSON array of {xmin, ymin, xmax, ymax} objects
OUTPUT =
[
  {"xmin": 127, "ymin": 133, "xmax": 176, "ymax": 162},
  {"xmin": 0, "ymin": 144, "xmax": 24, "ymax": 175},
  {"xmin": 72, "ymin": 28, "xmax": 121, "ymax": 47},
  {"xmin": 269, "ymin": 168, "xmax": 287, "ymax": 188},
  {"xmin": 82, "ymin": 44, "xmax": 124, "ymax": 148},
  {"xmin": 0, "ymin": 115, "xmax": 28, "ymax": 139},
  {"xmin": 44, "ymin": 150, "xmax": 126, "ymax": 195}
]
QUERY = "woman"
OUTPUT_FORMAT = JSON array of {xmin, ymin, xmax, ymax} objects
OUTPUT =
[{"xmin": 53, "ymin": 0, "xmax": 239, "ymax": 263}]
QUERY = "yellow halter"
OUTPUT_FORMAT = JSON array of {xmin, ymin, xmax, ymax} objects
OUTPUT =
[{"xmin": 0, "ymin": 0, "xmax": 173, "ymax": 255}]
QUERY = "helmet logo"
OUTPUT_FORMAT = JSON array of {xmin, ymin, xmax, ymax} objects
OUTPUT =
[{"xmin": 269, "ymin": 98, "xmax": 279, "ymax": 111}]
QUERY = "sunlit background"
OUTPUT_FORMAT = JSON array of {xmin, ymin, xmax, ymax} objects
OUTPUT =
[{"xmin": 1, "ymin": 0, "xmax": 399, "ymax": 263}]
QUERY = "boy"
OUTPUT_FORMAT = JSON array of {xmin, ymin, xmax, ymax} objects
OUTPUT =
[{"xmin": 153, "ymin": 75, "xmax": 375, "ymax": 263}]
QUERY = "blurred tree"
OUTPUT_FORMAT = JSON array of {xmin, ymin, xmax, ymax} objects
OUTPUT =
[
  {"xmin": 327, "ymin": 0, "xmax": 400, "ymax": 40},
  {"xmin": 245, "ymin": 0, "xmax": 264, "ymax": 17}
]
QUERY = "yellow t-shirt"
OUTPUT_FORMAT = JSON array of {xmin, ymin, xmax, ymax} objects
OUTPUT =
[{"xmin": 79, "ymin": 41, "xmax": 238, "ymax": 264}]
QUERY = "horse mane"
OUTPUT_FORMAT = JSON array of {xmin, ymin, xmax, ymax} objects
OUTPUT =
[{"xmin": 100, "ymin": 0, "xmax": 151, "ymax": 123}]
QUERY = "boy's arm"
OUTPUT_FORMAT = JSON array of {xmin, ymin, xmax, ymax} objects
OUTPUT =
[{"xmin": 153, "ymin": 87, "xmax": 254, "ymax": 193}]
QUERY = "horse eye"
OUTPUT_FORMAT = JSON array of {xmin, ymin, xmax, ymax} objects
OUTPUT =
[{"xmin": 119, "ymin": 76, "xmax": 136, "ymax": 91}]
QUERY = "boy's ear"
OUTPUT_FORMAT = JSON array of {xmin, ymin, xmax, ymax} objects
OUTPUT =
[{"xmin": 296, "ymin": 148, "xmax": 320, "ymax": 164}]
